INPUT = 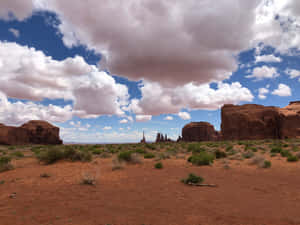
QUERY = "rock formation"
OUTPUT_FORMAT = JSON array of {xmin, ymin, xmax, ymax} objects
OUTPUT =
[
  {"xmin": 279, "ymin": 101, "xmax": 300, "ymax": 139},
  {"xmin": 221, "ymin": 102, "xmax": 300, "ymax": 140},
  {"xmin": 0, "ymin": 120, "xmax": 62, "ymax": 145},
  {"xmin": 182, "ymin": 122, "xmax": 220, "ymax": 142},
  {"xmin": 156, "ymin": 133, "xmax": 172, "ymax": 142},
  {"xmin": 140, "ymin": 131, "xmax": 146, "ymax": 143}
]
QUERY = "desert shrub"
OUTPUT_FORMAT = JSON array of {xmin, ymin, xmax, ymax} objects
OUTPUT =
[
  {"xmin": 92, "ymin": 149, "xmax": 103, "ymax": 155},
  {"xmin": 118, "ymin": 151, "xmax": 142, "ymax": 164},
  {"xmin": 225, "ymin": 145, "xmax": 233, "ymax": 152},
  {"xmin": 187, "ymin": 152, "xmax": 214, "ymax": 166},
  {"xmin": 8, "ymin": 146, "xmax": 16, "ymax": 150},
  {"xmin": 118, "ymin": 151, "xmax": 133, "ymax": 162},
  {"xmin": 181, "ymin": 173, "xmax": 204, "ymax": 184},
  {"xmin": 283, "ymin": 143, "xmax": 289, "ymax": 148},
  {"xmin": 10, "ymin": 151, "xmax": 24, "ymax": 158},
  {"xmin": 188, "ymin": 143, "xmax": 206, "ymax": 154},
  {"xmin": 280, "ymin": 150, "xmax": 291, "ymax": 158},
  {"xmin": 38, "ymin": 148, "xmax": 64, "ymax": 164},
  {"xmin": 145, "ymin": 143, "xmax": 156, "ymax": 150},
  {"xmin": 135, "ymin": 148, "xmax": 147, "ymax": 154},
  {"xmin": 287, "ymin": 155, "xmax": 298, "ymax": 162},
  {"xmin": 0, "ymin": 156, "xmax": 13, "ymax": 172},
  {"xmin": 144, "ymin": 152, "xmax": 155, "ymax": 159},
  {"xmin": 38, "ymin": 148, "xmax": 92, "ymax": 164},
  {"xmin": 263, "ymin": 160, "xmax": 272, "ymax": 168},
  {"xmin": 271, "ymin": 146, "xmax": 282, "ymax": 153},
  {"xmin": 270, "ymin": 153, "xmax": 277, "ymax": 157},
  {"xmin": 63, "ymin": 148, "xmax": 92, "ymax": 162},
  {"xmin": 249, "ymin": 155, "xmax": 265, "ymax": 167},
  {"xmin": 158, "ymin": 153, "xmax": 171, "ymax": 160},
  {"xmin": 215, "ymin": 150, "xmax": 227, "ymax": 159},
  {"xmin": 81, "ymin": 173, "xmax": 96, "ymax": 185},
  {"xmin": 154, "ymin": 162, "xmax": 163, "ymax": 169},
  {"xmin": 112, "ymin": 157, "xmax": 124, "ymax": 171},
  {"xmin": 242, "ymin": 151, "xmax": 254, "ymax": 159}
]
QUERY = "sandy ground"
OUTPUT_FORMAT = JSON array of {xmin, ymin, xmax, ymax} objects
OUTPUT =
[{"xmin": 1, "ymin": 156, "xmax": 300, "ymax": 225}]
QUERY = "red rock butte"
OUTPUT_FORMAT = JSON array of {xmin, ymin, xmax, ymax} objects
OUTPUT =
[
  {"xmin": 0, "ymin": 120, "xmax": 62, "ymax": 145},
  {"xmin": 182, "ymin": 101, "xmax": 300, "ymax": 141}
]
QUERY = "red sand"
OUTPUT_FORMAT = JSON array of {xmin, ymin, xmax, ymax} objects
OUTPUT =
[{"xmin": 1, "ymin": 157, "xmax": 300, "ymax": 225}]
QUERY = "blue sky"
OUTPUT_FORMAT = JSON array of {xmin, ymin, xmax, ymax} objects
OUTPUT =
[{"xmin": 0, "ymin": 1, "xmax": 299, "ymax": 143}]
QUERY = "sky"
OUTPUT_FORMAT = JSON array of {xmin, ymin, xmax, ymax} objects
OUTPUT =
[{"xmin": 0, "ymin": 0, "xmax": 299, "ymax": 143}]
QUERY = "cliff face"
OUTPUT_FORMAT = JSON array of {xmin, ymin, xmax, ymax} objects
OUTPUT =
[
  {"xmin": 181, "ymin": 101, "xmax": 300, "ymax": 142},
  {"xmin": 221, "ymin": 102, "xmax": 300, "ymax": 140},
  {"xmin": 279, "ymin": 102, "xmax": 300, "ymax": 139},
  {"xmin": 0, "ymin": 120, "xmax": 62, "ymax": 145},
  {"xmin": 182, "ymin": 122, "xmax": 220, "ymax": 142}
]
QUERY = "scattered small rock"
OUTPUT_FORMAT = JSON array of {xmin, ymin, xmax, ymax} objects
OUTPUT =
[{"xmin": 9, "ymin": 192, "xmax": 16, "ymax": 199}]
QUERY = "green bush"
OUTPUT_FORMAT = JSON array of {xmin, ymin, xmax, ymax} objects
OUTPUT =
[
  {"xmin": 271, "ymin": 146, "xmax": 282, "ymax": 153},
  {"xmin": 118, "ymin": 151, "xmax": 133, "ymax": 162},
  {"xmin": 181, "ymin": 173, "xmax": 204, "ymax": 184},
  {"xmin": 0, "ymin": 156, "xmax": 13, "ymax": 172},
  {"xmin": 144, "ymin": 152, "xmax": 155, "ymax": 159},
  {"xmin": 187, "ymin": 143, "xmax": 205, "ymax": 153},
  {"xmin": 263, "ymin": 160, "xmax": 272, "ymax": 168},
  {"xmin": 242, "ymin": 151, "xmax": 254, "ymax": 159},
  {"xmin": 187, "ymin": 152, "xmax": 215, "ymax": 166},
  {"xmin": 92, "ymin": 149, "xmax": 103, "ymax": 155},
  {"xmin": 38, "ymin": 148, "xmax": 64, "ymax": 164},
  {"xmin": 287, "ymin": 155, "xmax": 299, "ymax": 162},
  {"xmin": 154, "ymin": 162, "xmax": 163, "ymax": 169},
  {"xmin": 38, "ymin": 148, "xmax": 92, "ymax": 164},
  {"xmin": 225, "ymin": 145, "xmax": 233, "ymax": 152},
  {"xmin": 135, "ymin": 149, "xmax": 147, "ymax": 154},
  {"xmin": 215, "ymin": 150, "xmax": 227, "ymax": 159},
  {"xmin": 280, "ymin": 150, "xmax": 291, "ymax": 158},
  {"xmin": 10, "ymin": 151, "xmax": 24, "ymax": 158},
  {"xmin": 145, "ymin": 144, "xmax": 156, "ymax": 150}
]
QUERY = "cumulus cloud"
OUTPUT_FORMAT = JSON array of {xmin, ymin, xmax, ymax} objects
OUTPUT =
[
  {"xmin": 31, "ymin": 0, "xmax": 262, "ymax": 87},
  {"xmin": 0, "ymin": 0, "xmax": 34, "ymax": 20},
  {"xmin": 119, "ymin": 119, "xmax": 128, "ymax": 124},
  {"xmin": 136, "ymin": 115, "xmax": 152, "ymax": 122},
  {"xmin": 246, "ymin": 66, "xmax": 279, "ymax": 80},
  {"xmin": 103, "ymin": 126, "xmax": 112, "ymax": 130},
  {"xmin": 272, "ymin": 84, "xmax": 292, "ymax": 97},
  {"xmin": 285, "ymin": 69, "xmax": 300, "ymax": 79},
  {"xmin": 258, "ymin": 87, "xmax": 269, "ymax": 99},
  {"xmin": 178, "ymin": 112, "xmax": 191, "ymax": 120},
  {"xmin": 255, "ymin": 54, "xmax": 282, "ymax": 63},
  {"xmin": 0, "ymin": 91, "xmax": 73, "ymax": 126},
  {"xmin": 0, "ymin": 41, "xmax": 129, "ymax": 119},
  {"xmin": 9, "ymin": 28, "xmax": 20, "ymax": 38},
  {"xmin": 129, "ymin": 81, "xmax": 253, "ymax": 116},
  {"xmin": 164, "ymin": 116, "xmax": 173, "ymax": 121}
]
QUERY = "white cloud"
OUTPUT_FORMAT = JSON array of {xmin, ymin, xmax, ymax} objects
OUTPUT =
[
  {"xmin": 9, "ymin": 28, "xmax": 20, "ymax": 38},
  {"xmin": 129, "ymin": 81, "xmax": 253, "ymax": 116},
  {"xmin": 246, "ymin": 66, "xmax": 279, "ymax": 80},
  {"xmin": 272, "ymin": 84, "xmax": 292, "ymax": 97},
  {"xmin": 119, "ymin": 119, "xmax": 128, "ymax": 124},
  {"xmin": 103, "ymin": 126, "xmax": 112, "ymax": 130},
  {"xmin": 32, "ymin": 0, "xmax": 262, "ymax": 87},
  {"xmin": 0, "ymin": 0, "xmax": 34, "ymax": 20},
  {"xmin": 285, "ymin": 69, "xmax": 300, "ymax": 79},
  {"xmin": 258, "ymin": 87, "xmax": 269, "ymax": 99},
  {"xmin": 164, "ymin": 116, "xmax": 173, "ymax": 121},
  {"xmin": 0, "ymin": 91, "xmax": 73, "ymax": 126},
  {"xmin": 0, "ymin": 41, "xmax": 129, "ymax": 122},
  {"xmin": 178, "ymin": 112, "xmax": 191, "ymax": 120},
  {"xmin": 136, "ymin": 115, "xmax": 152, "ymax": 122},
  {"xmin": 255, "ymin": 54, "xmax": 282, "ymax": 63}
]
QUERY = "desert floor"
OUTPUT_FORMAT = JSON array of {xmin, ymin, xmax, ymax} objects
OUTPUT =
[{"xmin": 1, "ymin": 141, "xmax": 300, "ymax": 225}]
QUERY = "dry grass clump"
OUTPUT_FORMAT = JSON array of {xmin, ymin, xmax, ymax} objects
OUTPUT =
[
  {"xmin": 112, "ymin": 157, "xmax": 124, "ymax": 171},
  {"xmin": 248, "ymin": 155, "xmax": 270, "ymax": 168},
  {"xmin": 81, "ymin": 173, "xmax": 96, "ymax": 185}
]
